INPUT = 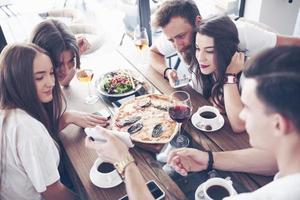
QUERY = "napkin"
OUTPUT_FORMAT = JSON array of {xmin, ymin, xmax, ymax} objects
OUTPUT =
[{"xmin": 84, "ymin": 126, "xmax": 134, "ymax": 148}]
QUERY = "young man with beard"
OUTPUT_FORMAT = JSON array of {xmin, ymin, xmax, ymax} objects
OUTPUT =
[{"xmin": 150, "ymin": 0, "xmax": 300, "ymax": 90}]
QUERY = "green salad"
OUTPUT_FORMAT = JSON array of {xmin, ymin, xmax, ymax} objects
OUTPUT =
[{"xmin": 100, "ymin": 71, "xmax": 137, "ymax": 94}]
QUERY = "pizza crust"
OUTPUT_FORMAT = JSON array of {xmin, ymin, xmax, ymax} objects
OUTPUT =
[{"xmin": 112, "ymin": 94, "xmax": 178, "ymax": 144}]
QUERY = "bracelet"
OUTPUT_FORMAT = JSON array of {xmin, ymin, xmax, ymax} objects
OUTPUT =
[
  {"xmin": 163, "ymin": 67, "xmax": 172, "ymax": 80},
  {"xmin": 114, "ymin": 153, "xmax": 135, "ymax": 179},
  {"xmin": 206, "ymin": 151, "xmax": 214, "ymax": 172},
  {"xmin": 224, "ymin": 73, "xmax": 238, "ymax": 84}
]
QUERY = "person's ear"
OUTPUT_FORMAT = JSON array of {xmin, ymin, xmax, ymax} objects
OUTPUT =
[
  {"xmin": 273, "ymin": 114, "xmax": 292, "ymax": 137},
  {"xmin": 195, "ymin": 15, "xmax": 202, "ymax": 26}
]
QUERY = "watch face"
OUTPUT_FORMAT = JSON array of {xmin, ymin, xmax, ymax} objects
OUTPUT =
[{"xmin": 224, "ymin": 75, "xmax": 237, "ymax": 84}]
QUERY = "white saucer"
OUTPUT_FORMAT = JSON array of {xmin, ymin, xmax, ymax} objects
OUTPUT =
[
  {"xmin": 191, "ymin": 113, "xmax": 225, "ymax": 132},
  {"xmin": 195, "ymin": 182, "xmax": 206, "ymax": 200},
  {"xmin": 89, "ymin": 158, "xmax": 123, "ymax": 188}
]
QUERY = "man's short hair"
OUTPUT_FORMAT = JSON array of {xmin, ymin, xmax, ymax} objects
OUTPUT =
[
  {"xmin": 244, "ymin": 46, "xmax": 300, "ymax": 131},
  {"xmin": 152, "ymin": 0, "xmax": 200, "ymax": 28}
]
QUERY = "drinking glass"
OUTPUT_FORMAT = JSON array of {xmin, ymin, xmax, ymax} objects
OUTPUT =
[
  {"xmin": 133, "ymin": 26, "xmax": 149, "ymax": 51},
  {"xmin": 76, "ymin": 69, "xmax": 99, "ymax": 104},
  {"xmin": 168, "ymin": 91, "xmax": 192, "ymax": 148}
]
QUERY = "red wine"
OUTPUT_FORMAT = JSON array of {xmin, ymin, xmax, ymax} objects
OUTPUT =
[{"xmin": 169, "ymin": 105, "xmax": 191, "ymax": 123}]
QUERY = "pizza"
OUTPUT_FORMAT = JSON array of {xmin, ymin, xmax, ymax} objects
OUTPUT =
[{"xmin": 112, "ymin": 94, "xmax": 178, "ymax": 144}]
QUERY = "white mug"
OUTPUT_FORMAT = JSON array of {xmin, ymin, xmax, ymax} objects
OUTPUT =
[
  {"xmin": 90, "ymin": 158, "xmax": 123, "ymax": 188},
  {"xmin": 195, "ymin": 177, "xmax": 236, "ymax": 200},
  {"xmin": 196, "ymin": 106, "xmax": 222, "ymax": 129}
]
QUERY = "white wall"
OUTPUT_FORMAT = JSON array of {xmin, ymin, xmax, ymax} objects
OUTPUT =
[
  {"xmin": 244, "ymin": 0, "xmax": 300, "ymax": 35},
  {"xmin": 244, "ymin": 0, "xmax": 263, "ymax": 22}
]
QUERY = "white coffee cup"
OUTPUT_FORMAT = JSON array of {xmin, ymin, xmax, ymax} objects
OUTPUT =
[
  {"xmin": 89, "ymin": 158, "xmax": 123, "ymax": 188},
  {"xmin": 195, "ymin": 177, "xmax": 236, "ymax": 200},
  {"xmin": 196, "ymin": 106, "xmax": 222, "ymax": 130}
]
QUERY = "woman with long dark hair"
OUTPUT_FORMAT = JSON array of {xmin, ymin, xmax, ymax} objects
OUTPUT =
[
  {"xmin": 190, "ymin": 15, "xmax": 245, "ymax": 132},
  {"xmin": 30, "ymin": 19, "xmax": 108, "ymax": 129},
  {"xmin": 0, "ymin": 44, "xmax": 77, "ymax": 199}
]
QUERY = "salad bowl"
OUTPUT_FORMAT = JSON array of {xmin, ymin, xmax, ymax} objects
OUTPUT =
[{"xmin": 95, "ymin": 69, "xmax": 143, "ymax": 98}]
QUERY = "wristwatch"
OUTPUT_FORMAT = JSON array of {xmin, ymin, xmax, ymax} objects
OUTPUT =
[
  {"xmin": 114, "ymin": 153, "xmax": 135, "ymax": 178},
  {"xmin": 224, "ymin": 73, "xmax": 238, "ymax": 84},
  {"xmin": 163, "ymin": 67, "xmax": 172, "ymax": 80}
]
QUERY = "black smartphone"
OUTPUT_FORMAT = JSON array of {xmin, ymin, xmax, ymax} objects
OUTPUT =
[
  {"xmin": 112, "ymin": 95, "xmax": 135, "ymax": 108},
  {"xmin": 118, "ymin": 180, "xmax": 165, "ymax": 200}
]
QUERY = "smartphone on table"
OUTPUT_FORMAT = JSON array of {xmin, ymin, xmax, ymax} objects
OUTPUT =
[{"xmin": 118, "ymin": 180, "xmax": 165, "ymax": 200}]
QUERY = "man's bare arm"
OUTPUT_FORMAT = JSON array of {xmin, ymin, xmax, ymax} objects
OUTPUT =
[
  {"xmin": 276, "ymin": 35, "xmax": 300, "ymax": 46},
  {"xmin": 214, "ymin": 148, "xmax": 278, "ymax": 176},
  {"xmin": 149, "ymin": 45, "xmax": 168, "ymax": 75}
]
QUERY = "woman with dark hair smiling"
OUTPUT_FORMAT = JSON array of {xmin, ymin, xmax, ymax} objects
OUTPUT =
[
  {"xmin": 30, "ymin": 19, "xmax": 109, "ymax": 129},
  {"xmin": 191, "ymin": 15, "xmax": 246, "ymax": 132},
  {"xmin": 0, "ymin": 44, "xmax": 78, "ymax": 199}
]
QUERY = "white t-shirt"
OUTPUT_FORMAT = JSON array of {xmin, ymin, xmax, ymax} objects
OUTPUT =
[
  {"xmin": 0, "ymin": 109, "xmax": 60, "ymax": 200},
  {"xmin": 155, "ymin": 19, "xmax": 277, "ymax": 94},
  {"xmin": 224, "ymin": 173, "xmax": 300, "ymax": 200}
]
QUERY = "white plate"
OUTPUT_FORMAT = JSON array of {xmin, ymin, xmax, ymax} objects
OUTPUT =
[
  {"xmin": 95, "ymin": 70, "xmax": 143, "ymax": 98},
  {"xmin": 191, "ymin": 112, "xmax": 225, "ymax": 132},
  {"xmin": 89, "ymin": 158, "xmax": 123, "ymax": 188}
]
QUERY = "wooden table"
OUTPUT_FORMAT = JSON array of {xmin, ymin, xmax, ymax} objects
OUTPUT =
[
  {"xmin": 59, "ymin": 46, "xmax": 187, "ymax": 200},
  {"xmin": 59, "ymin": 40, "xmax": 272, "ymax": 199},
  {"xmin": 116, "ymin": 39, "xmax": 273, "ymax": 192}
]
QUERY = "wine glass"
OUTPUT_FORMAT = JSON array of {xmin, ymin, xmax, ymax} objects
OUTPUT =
[
  {"xmin": 76, "ymin": 69, "xmax": 99, "ymax": 104},
  {"xmin": 168, "ymin": 91, "xmax": 192, "ymax": 148},
  {"xmin": 133, "ymin": 26, "xmax": 149, "ymax": 51}
]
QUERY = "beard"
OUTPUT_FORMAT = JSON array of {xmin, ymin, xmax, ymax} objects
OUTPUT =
[{"xmin": 180, "ymin": 45, "xmax": 193, "ymax": 66}]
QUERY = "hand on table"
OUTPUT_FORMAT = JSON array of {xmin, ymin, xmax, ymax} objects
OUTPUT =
[
  {"xmin": 69, "ymin": 110, "xmax": 109, "ymax": 128},
  {"xmin": 85, "ymin": 126, "xmax": 129, "ymax": 163},
  {"xmin": 167, "ymin": 148, "xmax": 209, "ymax": 176}
]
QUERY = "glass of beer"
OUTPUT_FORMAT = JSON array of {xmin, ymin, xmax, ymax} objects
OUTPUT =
[
  {"xmin": 133, "ymin": 26, "xmax": 149, "ymax": 51},
  {"xmin": 76, "ymin": 69, "xmax": 99, "ymax": 104}
]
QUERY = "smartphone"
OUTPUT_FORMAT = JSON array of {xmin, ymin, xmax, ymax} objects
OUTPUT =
[
  {"xmin": 112, "ymin": 95, "xmax": 135, "ymax": 108},
  {"xmin": 173, "ymin": 77, "xmax": 190, "ymax": 89},
  {"xmin": 118, "ymin": 180, "xmax": 165, "ymax": 200},
  {"xmin": 93, "ymin": 108, "xmax": 111, "ymax": 119}
]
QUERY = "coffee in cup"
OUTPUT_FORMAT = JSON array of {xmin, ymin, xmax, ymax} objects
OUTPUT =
[
  {"xmin": 206, "ymin": 184, "xmax": 230, "ymax": 200},
  {"xmin": 196, "ymin": 106, "xmax": 223, "ymax": 131},
  {"xmin": 97, "ymin": 162, "xmax": 115, "ymax": 173},
  {"xmin": 199, "ymin": 111, "xmax": 217, "ymax": 119},
  {"xmin": 90, "ymin": 158, "xmax": 123, "ymax": 188},
  {"xmin": 195, "ymin": 177, "xmax": 236, "ymax": 200}
]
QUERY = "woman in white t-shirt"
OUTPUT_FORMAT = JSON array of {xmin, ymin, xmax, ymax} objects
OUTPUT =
[
  {"xmin": 0, "ymin": 44, "xmax": 77, "ymax": 200},
  {"xmin": 190, "ymin": 15, "xmax": 246, "ymax": 132}
]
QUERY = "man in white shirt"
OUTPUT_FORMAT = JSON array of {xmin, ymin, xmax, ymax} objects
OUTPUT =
[
  {"xmin": 150, "ymin": 0, "xmax": 300, "ymax": 87},
  {"xmin": 168, "ymin": 46, "xmax": 300, "ymax": 199}
]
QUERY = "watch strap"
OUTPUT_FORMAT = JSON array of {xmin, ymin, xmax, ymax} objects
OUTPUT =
[
  {"xmin": 206, "ymin": 151, "xmax": 214, "ymax": 172},
  {"xmin": 224, "ymin": 73, "xmax": 238, "ymax": 84},
  {"xmin": 114, "ymin": 153, "xmax": 135, "ymax": 178},
  {"xmin": 163, "ymin": 67, "xmax": 172, "ymax": 80}
]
